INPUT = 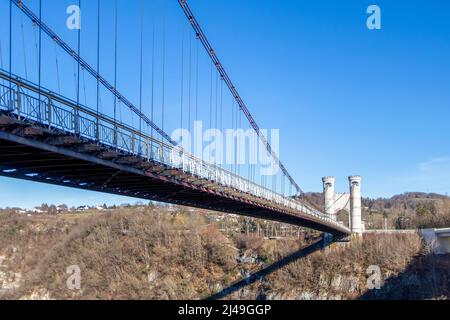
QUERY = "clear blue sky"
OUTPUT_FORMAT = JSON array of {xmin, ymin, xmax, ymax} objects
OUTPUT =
[{"xmin": 0, "ymin": 0, "xmax": 449, "ymax": 209}]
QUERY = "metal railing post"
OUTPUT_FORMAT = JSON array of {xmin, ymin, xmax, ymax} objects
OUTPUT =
[
  {"xmin": 74, "ymin": 106, "xmax": 79, "ymax": 135},
  {"xmin": 145, "ymin": 142, "xmax": 150, "ymax": 161},
  {"xmin": 16, "ymin": 86, "xmax": 21, "ymax": 120},
  {"xmin": 95, "ymin": 117, "xmax": 100, "ymax": 142},
  {"xmin": 159, "ymin": 142, "xmax": 163, "ymax": 162},
  {"xmin": 181, "ymin": 152, "xmax": 185, "ymax": 171},
  {"xmin": 131, "ymin": 133, "xmax": 136, "ymax": 154},
  {"xmin": 114, "ymin": 125, "xmax": 118, "ymax": 149},
  {"xmin": 47, "ymin": 97, "xmax": 52, "ymax": 128},
  {"xmin": 170, "ymin": 149, "xmax": 174, "ymax": 166}
]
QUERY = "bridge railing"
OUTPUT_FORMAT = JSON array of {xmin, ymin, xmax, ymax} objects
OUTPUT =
[
  {"xmin": 0, "ymin": 71, "xmax": 344, "ymax": 229},
  {"xmin": 0, "ymin": 83, "xmax": 10, "ymax": 110}
]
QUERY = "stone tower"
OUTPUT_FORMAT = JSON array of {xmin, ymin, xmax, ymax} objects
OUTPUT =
[
  {"xmin": 322, "ymin": 176, "xmax": 336, "ymax": 220},
  {"xmin": 349, "ymin": 176, "xmax": 363, "ymax": 236}
]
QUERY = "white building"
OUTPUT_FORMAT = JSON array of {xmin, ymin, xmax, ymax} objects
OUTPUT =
[{"xmin": 421, "ymin": 228, "xmax": 450, "ymax": 255}]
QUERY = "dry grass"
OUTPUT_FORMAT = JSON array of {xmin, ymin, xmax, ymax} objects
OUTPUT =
[
  {"xmin": 1, "ymin": 209, "xmax": 238, "ymax": 300},
  {"xmin": 1, "ymin": 210, "xmax": 448, "ymax": 300},
  {"xmin": 232, "ymin": 233, "xmax": 449, "ymax": 300}
]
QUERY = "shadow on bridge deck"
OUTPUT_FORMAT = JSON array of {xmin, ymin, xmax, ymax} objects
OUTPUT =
[{"xmin": 206, "ymin": 238, "xmax": 325, "ymax": 300}]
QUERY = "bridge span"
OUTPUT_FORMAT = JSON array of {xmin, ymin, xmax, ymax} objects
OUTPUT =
[
  {"xmin": 0, "ymin": 0, "xmax": 352, "ymax": 237},
  {"xmin": 0, "ymin": 71, "xmax": 349, "ymax": 237}
]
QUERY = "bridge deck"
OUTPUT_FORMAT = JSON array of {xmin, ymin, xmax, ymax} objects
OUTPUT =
[{"xmin": 0, "ymin": 72, "xmax": 350, "ymax": 237}]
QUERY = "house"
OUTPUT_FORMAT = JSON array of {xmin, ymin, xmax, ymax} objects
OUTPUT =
[
  {"xmin": 57, "ymin": 205, "xmax": 69, "ymax": 213},
  {"xmin": 32, "ymin": 207, "xmax": 45, "ymax": 214},
  {"xmin": 12, "ymin": 208, "xmax": 27, "ymax": 215}
]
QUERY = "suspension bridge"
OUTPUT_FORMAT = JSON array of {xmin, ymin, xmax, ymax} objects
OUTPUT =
[{"xmin": 0, "ymin": 0, "xmax": 351, "ymax": 237}]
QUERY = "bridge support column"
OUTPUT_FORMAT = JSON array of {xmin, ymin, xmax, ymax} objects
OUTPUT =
[
  {"xmin": 322, "ymin": 233, "xmax": 334, "ymax": 255},
  {"xmin": 349, "ymin": 176, "xmax": 363, "ymax": 237},
  {"xmin": 322, "ymin": 177, "xmax": 336, "ymax": 221}
]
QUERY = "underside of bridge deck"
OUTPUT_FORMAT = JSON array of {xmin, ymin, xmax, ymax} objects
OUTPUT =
[{"xmin": 0, "ymin": 113, "xmax": 349, "ymax": 237}]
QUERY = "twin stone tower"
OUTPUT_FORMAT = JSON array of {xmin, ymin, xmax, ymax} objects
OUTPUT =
[{"xmin": 322, "ymin": 176, "xmax": 363, "ymax": 236}]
